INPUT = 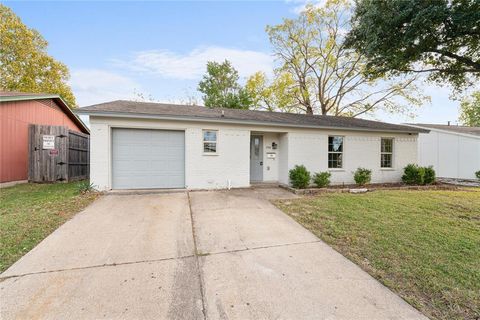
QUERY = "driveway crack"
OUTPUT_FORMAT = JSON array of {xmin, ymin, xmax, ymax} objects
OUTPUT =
[
  {"xmin": 187, "ymin": 191, "xmax": 207, "ymax": 320},
  {"xmin": 0, "ymin": 255, "xmax": 195, "ymax": 281}
]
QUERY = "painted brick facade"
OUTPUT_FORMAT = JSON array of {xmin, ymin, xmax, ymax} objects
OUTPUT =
[{"xmin": 89, "ymin": 116, "xmax": 419, "ymax": 190}]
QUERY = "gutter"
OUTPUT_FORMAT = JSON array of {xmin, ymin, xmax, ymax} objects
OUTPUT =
[
  {"xmin": 75, "ymin": 110, "xmax": 428, "ymax": 134},
  {"xmin": 0, "ymin": 94, "xmax": 59, "ymax": 103},
  {"xmin": 404, "ymin": 124, "xmax": 479, "ymax": 139}
]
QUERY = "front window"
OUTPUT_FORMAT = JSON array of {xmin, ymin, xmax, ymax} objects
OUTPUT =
[
  {"xmin": 203, "ymin": 130, "xmax": 217, "ymax": 153},
  {"xmin": 328, "ymin": 136, "xmax": 343, "ymax": 168},
  {"xmin": 381, "ymin": 138, "xmax": 393, "ymax": 168}
]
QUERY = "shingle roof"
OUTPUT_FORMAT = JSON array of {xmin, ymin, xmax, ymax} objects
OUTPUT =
[
  {"xmin": 409, "ymin": 123, "xmax": 480, "ymax": 137},
  {"xmin": 76, "ymin": 100, "xmax": 428, "ymax": 134}
]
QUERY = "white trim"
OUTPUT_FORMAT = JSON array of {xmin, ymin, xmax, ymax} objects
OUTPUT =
[
  {"xmin": 202, "ymin": 129, "xmax": 218, "ymax": 155},
  {"xmin": 405, "ymin": 124, "xmax": 480, "ymax": 139},
  {"xmin": 328, "ymin": 135, "xmax": 345, "ymax": 169},
  {"xmin": 380, "ymin": 137, "xmax": 394, "ymax": 169}
]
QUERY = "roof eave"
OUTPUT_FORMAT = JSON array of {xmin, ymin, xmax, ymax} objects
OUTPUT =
[
  {"xmin": 0, "ymin": 94, "xmax": 59, "ymax": 102},
  {"xmin": 76, "ymin": 110, "xmax": 425, "ymax": 134},
  {"xmin": 405, "ymin": 124, "xmax": 479, "ymax": 139}
]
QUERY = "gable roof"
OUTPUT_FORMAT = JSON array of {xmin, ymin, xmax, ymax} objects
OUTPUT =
[
  {"xmin": 407, "ymin": 123, "xmax": 480, "ymax": 137},
  {"xmin": 0, "ymin": 91, "xmax": 89, "ymax": 134},
  {"xmin": 76, "ymin": 100, "xmax": 428, "ymax": 134}
]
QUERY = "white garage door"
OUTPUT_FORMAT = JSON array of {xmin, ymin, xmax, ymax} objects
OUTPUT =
[{"xmin": 112, "ymin": 128, "xmax": 185, "ymax": 189}]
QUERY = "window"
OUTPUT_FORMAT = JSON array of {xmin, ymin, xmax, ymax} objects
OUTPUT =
[
  {"xmin": 253, "ymin": 137, "xmax": 260, "ymax": 156},
  {"xmin": 381, "ymin": 138, "xmax": 393, "ymax": 168},
  {"xmin": 328, "ymin": 136, "xmax": 343, "ymax": 168},
  {"xmin": 203, "ymin": 130, "xmax": 217, "ymax": 153}
]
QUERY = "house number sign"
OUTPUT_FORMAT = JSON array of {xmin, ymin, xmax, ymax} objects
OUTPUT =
[{"xmin": 43, "ymin": 135, "xmax": 55, "ymax": 150}]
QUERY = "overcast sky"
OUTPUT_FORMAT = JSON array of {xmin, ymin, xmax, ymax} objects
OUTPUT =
[{"xmin": 6, "ymin": 1, "xmax": 469, "ymax": 125}]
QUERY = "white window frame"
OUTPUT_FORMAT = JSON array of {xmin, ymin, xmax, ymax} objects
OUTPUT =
[
  {"xmin": 328, "ymin": 136, "xmax": 344, "ymax": 169},
  {"xmin": 380, "ymin": 137, "xmax": 394, "ymax": 169},
  {"xmin": 202, "ymin": 129, "xmax": 218, "ymax": 155}
]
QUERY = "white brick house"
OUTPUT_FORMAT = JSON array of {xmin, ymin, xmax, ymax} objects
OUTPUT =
[{"xmin": 77, "ymin": 101, "xmax": 427, "ymax": 191}]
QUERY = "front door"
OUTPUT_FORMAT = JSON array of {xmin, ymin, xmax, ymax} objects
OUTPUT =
[{"xmin": 250, "ymin": 135, "xmax": 263, "ymax": 182}]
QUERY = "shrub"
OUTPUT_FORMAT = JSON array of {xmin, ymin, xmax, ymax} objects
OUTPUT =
[
  {"xmin": 402, "ymin": 164, "xmax": 436, "ymax": 185},
  {"xmin": 424, "ymin": 166, "xmax": 436, "ymax": 185},
  {"xmin": 76, "ymin": 180, "xmax": 96, "ymax": 194},
  {"xmin": 476, "ymin": 170, "xmax": 480, "ymax": 180},
  {"xmin": 313, "ymin": 171, "xmax": 331, "ymax": 188},
  {"xmin": 289, "ymin": 165, "xmax": 311, "ymax": 189},
  {"xmin": 402, "ymin": 164, "xmax": 424, "ymax": 185},
  {"xmin": 353, "ymin": 168, "xmax": 372, "ymax": 186}
]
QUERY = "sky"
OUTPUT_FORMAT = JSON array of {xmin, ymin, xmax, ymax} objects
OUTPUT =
[{"xmin": 5, "ymin": 0, "xmax": 467, "ymax": 125}]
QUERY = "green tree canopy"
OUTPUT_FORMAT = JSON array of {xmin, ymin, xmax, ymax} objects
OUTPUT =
[
  {"xmin": 245, "ymin": 72, "xmax": 299, "ymax": 113},
  {"xmin": 346, "ymin": 0, "xmax": 480, "ymax": 90},
  {"xmin": 0, "ymin": 4, "xmax": 76, "ymax": 107},
  {"xmin": 264, "ymin": 0, "xmax": 427, "ymax": 117},
  {"xmin": 197, "ymin": 60, "xmax": 252, "ymax": 109},
  {"xmin": 459, "ymin": 92, "xmax": 480, "ymax": 126}
]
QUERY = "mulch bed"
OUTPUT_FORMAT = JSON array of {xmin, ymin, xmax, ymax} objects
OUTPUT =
[{"xmin": 281, "ymin": 182, "xmax": 463, "ymax": 195}]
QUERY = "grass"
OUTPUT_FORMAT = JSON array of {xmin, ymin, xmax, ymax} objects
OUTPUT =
[
  {"xmin": 0, "ymin": 181, "xmax": 99, "ymax": 273},
  {"xmin": 275, "ymin": 189, "xmax": 480, "ymax": 320}
]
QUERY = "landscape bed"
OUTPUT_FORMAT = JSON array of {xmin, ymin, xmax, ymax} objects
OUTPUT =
[
  {"xmin": 0, "ymin": 181, "xmax": 98, "ymax": 273},
  {"xmin": 281, "ymin": 182, "xmax": 459, "ymax": 195},
  {"xmin": 275, "ymin": 188, "xmax": 480, "ymax": 320}
]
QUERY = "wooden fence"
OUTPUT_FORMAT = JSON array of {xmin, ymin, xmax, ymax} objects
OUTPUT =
[{"xmin": 28, "ymin": 124, "xmax": 90, "ymax": 183}]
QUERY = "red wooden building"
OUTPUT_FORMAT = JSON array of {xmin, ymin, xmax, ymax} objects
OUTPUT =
[{"xmin": 0, "ymin": 91, "xmax": 89, "ymax": 184}]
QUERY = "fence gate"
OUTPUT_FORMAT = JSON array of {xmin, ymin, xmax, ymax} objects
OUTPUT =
[{"xmin": 28, "ymin": 124, "xmax": 90, "ymax": 183}]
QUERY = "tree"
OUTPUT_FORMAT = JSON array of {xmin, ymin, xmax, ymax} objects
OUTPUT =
[
  {"xmin": 0, "ymin": 5, "xmax": 76, "ymax": 106},
  {"xmin": 245, "ymin": 71, "xmax": 299, "ymax": 112},
  {"xmin": 264, "ymin": 0, "xmax": 427, "ymax": 117},
  {"xmin": 459, "ymin": 92, "xmax": 480, "ymax": 126},
  {"xmin": 197, "ymin": 60, "xmax": 252, "ymax": 109},
  {"xmin": 346, "ymin": 0, "xmax": 480, "ymax": 90}
]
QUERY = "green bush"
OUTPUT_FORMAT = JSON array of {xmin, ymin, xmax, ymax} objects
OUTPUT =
[
  {"xmin": 402, "ymin": 164, "xmax": 436, "ymax": 185},
  {"xmin": 476, "ymin": 170, "xmax": 480, "ymax": 180},
  {"xmin": 313, "ymin": 171, "xmax": 331, "ymax": 188},
  {"xmin": 76, "ymin": 180, "xmax": 96, "ymax": 194},
  {"xmin": 289, "ymin": 165, "xmax": 311, "ymax": 189},
  {"xmin": 353, "ymin": 168, "xmax": 372, "ymax": 186},
  {"xmin": 402, "ymin": 164, "xmax": 423, "ymax": 185},
  {"xmin": 424, "ymin": 166, "xmax": 436, "ymax": 184}
]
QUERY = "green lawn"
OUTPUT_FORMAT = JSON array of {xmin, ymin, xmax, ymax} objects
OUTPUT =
[
  {"xmin": 275, "ymin": 189, "xmax": 480, "ymax": 320},
  {"xmin": 0, "ymin": 182, "xmax": 99, "ymax": 273}
]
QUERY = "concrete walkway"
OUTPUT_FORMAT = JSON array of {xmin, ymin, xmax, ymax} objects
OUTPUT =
[{"xmin": 0, "ymin": 188, "xmax": 427, "ymax": 319}]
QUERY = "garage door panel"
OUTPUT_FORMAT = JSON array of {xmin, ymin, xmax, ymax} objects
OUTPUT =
[{"xmin": 112, "ymin": 129, "xmax": 185, "ymax": 189}]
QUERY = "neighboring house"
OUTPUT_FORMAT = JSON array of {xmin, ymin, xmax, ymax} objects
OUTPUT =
[
  {"xmin": 406, "ymin": 123, "xmax": 480, "ymax": 180},
  {"xmin": 0, "ymin": 91, "xmax": 89, "ymax": 184},
  {"xmin": 76, "ymin": 100, "xmax": 427, "ymax": 190}
]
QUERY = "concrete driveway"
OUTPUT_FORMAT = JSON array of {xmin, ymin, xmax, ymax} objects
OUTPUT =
[{"xmin": 0, "ymin": 188, "xmax": 426, "ymax": 320}]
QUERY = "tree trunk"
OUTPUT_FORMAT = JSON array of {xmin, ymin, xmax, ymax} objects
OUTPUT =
[{"xmin": 306, "ymin": 106, "xmax": 313, "ymax": 115}]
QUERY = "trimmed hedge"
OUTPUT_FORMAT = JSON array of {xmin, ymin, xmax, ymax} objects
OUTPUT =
[
  {"xmin": 402, "ymin": 164, "xmax": 436, "ymax": 185},
  {"xmin": 354, "ymin": 167, "xmax": 372, "ymax": 186},
  {"xmin": 313, "ymin": 171, "xmax": 331, "ymax": 188},
  {"xmin": 289, "ymin": 165, "xmax": 311, "ymax": 189}
]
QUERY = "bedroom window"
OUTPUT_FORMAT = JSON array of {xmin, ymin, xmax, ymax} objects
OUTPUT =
[
  {"xmin": 381, "ymin": 138, "xmax": 393, "ymax": 168},
  {"xmin": 203, "ymin": 130, "xmax": 218, "ymax": 154},
  {"xmin": 328, "ymin": 136, "xmax": 343, "ymax": 169}
]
